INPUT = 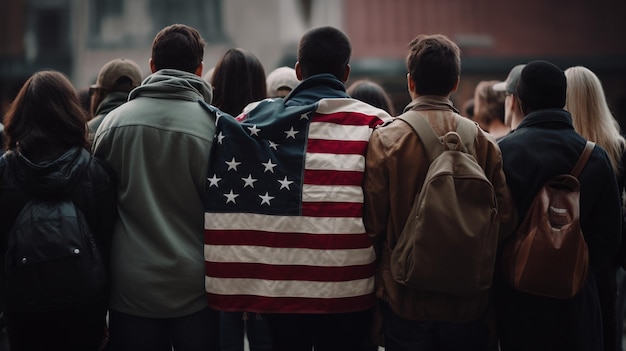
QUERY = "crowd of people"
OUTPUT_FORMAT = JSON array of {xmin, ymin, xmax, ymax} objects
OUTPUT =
[{"xmin": 0, "ymin": 22, "xmax": 624, "ymax": 351}]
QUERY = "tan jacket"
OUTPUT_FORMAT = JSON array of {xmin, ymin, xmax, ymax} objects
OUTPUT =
[{"xmin": 363, "ymin": 95, "xmax": 516, "ymax": 322}]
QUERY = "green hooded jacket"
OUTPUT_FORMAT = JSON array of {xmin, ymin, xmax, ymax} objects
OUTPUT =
[{"xmin": 93, "ymin": 69, "xmax": 216, "ymax": 318}]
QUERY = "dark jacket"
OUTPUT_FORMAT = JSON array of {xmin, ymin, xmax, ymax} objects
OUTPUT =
[
  {"xmin": 87, "ymin": 91, "xmax": 129, "ymax": 136},
  {"xmin": 496, "ymin": 108, "xmax": 622, "ymax": 351},
  {"xmin": 0, "ymin": 147, "xmax": 117, "ymax": 307}
]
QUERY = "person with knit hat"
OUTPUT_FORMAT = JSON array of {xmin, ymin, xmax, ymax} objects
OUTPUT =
[
  {"xmin": 496, "ymin": 60, "xmax": 622, "ymax": 351},
  {"xmin": 87, "ymin": 58, "xmax": 143, "ymax": 141}
]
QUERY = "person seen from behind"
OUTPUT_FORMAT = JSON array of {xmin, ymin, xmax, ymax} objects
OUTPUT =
[
  {"xmin": 565, "ymin": 65, "xmax": 626, "ymax": 351},
  {"xmin": 202, "ymin": 26, "xmax": 392, "ymax": 351},
  {"xmin": 496, "ymin": 60, "xmax": 622, "ymax": 351},
  {"xmin": 92, "ymin": 24, "xmax": 219, "ymax": 351},
  {"xmin": 362, "ymin": 33, "xmax": 516, "ymax": 351},
  {"xmin": 0, "ymin": 70, "xmax": 117, "ymax": 351},
  {"xmin": 87, "ymin": 58, "xmax": 142, "ymax": 142}
]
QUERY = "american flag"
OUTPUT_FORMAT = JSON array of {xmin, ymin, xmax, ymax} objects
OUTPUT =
[{"xmin": 203, "ymin": 97, "xmax": 389, "ymax": 313}]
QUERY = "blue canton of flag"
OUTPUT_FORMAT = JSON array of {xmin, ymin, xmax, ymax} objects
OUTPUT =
[{"xmin": 205, "ymin": 100, "xmax": 318, "ymax": 215}]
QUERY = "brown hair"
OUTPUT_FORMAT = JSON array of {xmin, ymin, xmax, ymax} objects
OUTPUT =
[
  {"xmin": 406, "ymin": 34, "xmax": 461, "ymax": 96},
  {"xmin": 474, "ymin": 80, "xmax": 505, "ymax": 126},
  {"xmin": 4, "ymin": 70, "xmax": 88, "ymax": 152},
  {"xmin": 151, "ymin": 24, "xmax": 205, "ymax": 73}
]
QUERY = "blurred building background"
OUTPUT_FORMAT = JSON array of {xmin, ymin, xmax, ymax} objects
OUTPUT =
[{"xmin": 1, "ymin": 0, "xmax": 626, "ymax": 123}]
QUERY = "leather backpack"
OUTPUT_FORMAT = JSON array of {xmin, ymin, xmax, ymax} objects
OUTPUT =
[{"xmin": 502, "ymin": 141, "xmax": 594, "ymax": 299}]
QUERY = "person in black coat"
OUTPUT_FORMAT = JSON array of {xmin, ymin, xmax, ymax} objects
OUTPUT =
[
  {"xmin": 0, "ymin": 70, "xmax": 117, "ymax": 351},
  {"xmin": 496, "ymin": 60, "xmax": 622, "ymax": 351}
]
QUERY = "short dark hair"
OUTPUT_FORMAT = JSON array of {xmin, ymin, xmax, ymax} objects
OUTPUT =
[
  {"xmin": 211, "ymin": 48, "xmax": 267, "ymax": 116},
  {"xmin": 151, "ymin": 24, "xmax": 205, "ymax": 73},
  {"xmin": 4, "ymin": 70, "xmax": 88, "ymax": 152},
  {"xmin": 297, "ymin": 26, "xmax": 351, "ymax": 81},
  {"xmin": 406, "ymin": 34, "xmax": 461, "ymax": 96}
]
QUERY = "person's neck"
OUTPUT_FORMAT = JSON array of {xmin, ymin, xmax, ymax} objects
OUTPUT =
[{"xmin": 487, "ymin": 121, "xmax": 511, "ymax": 139}]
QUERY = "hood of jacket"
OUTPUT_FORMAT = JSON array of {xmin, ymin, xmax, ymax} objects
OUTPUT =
[
  {"xmin": 129, "ymin": 69, "xmax": 213, "ymax": 103},
  {"xmin": 11, "ymin": 147, "xmax": 91, "ymax": 197}
]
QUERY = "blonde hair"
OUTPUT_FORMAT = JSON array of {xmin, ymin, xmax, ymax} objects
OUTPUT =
[{"xmin": 565, "ymin": 66, "xmax": 626, "ymax": 175}]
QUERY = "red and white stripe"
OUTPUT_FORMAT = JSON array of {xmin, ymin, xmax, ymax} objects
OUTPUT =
[{"xmin": 204, "ymin": 98, "xmax": 388, "ymax": 313}]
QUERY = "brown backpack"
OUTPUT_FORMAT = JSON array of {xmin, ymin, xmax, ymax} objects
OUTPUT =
[
  {"xmin": 502, "ymin": 141, "xmax": 594, "ymax": 299},
  {"xmin": 391, "ymin": 113, "xmax": 500, "ymax": 296}
]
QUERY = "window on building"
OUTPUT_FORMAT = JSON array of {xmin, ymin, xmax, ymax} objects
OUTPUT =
[{"xmin": 88, "ymin": 0, "xmax": 225, "ymax": 48}]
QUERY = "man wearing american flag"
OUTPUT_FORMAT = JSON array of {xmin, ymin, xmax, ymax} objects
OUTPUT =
[{"xmin": 203, "ymin": 26, "xmax": 392, "ymax": 350}]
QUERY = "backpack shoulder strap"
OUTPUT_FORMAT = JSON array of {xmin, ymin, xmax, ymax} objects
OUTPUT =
[
  {"xmin": 397, "ymin": 111, "xmax": 444, "ymax": 162},
  {"xmin": 398, "ymin": 111, "xmax": 477, "ymax": 161},
  {"xmin": 455, "ymin": 116, "xmax": 478, "ymax": 154},
  {"xmin": 570, "ymin": 141, "xmax": 595, "ymax": 178}
]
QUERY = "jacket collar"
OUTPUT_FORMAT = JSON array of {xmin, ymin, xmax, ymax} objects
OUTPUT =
[
  {"xmin": 403, "ymin": 95, "xmax": 460, "ymax": 114},
  {"xmin": 94, "ymin": 91, "xmax": 128, "ymax": 117},
  {"xmin": 516, "ymin": 108, "xmax": 574, "ymax": 130},
  {"xmin": 284, "ymin": 74, "xmax": 348, "ymax": 106}
]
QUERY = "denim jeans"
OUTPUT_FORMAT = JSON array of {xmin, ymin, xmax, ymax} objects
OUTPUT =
[
  {"xmin": 382, "ymin": 303, "xmax": 488, "ymax": 351},
  {"xmin": 106, "ymin": 307, "xmax": 220, "ymax": 351}
]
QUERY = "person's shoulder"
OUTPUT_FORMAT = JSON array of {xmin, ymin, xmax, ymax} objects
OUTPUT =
[
  {"xmin": 317, "ymin": 97, "xmax": 393, "ymax": 124},
  {"xmin": 494, "ymin": 127, "xmax": 528, "ymax": 150},
  {"xmin": 589, "ymin": 142, "xmax": 615, "ymax": 168},
  {"xmin": 87, "ymin": 115, "xmax": 104, "ymax": 130},
  {"xmin": 86, "ymin": 152, "xmax": 117, "ymax": 183},
  {"xmin": 371, "ymin": 117, "xmax": 415, "ymax": 147}
]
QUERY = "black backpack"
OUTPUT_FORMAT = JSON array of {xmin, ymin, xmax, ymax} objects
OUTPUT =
[{"xmin": 2, "ymin": 153, "xmax": 106, "ymax": 312}]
